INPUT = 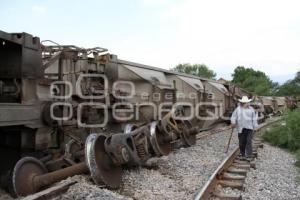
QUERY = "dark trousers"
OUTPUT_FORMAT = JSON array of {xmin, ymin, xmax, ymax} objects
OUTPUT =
[{"xmin": 238, "ymin": 128, "xmax": 253, "ymax": 157}]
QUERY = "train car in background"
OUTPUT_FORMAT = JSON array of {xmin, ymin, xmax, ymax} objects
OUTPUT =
[
  {"xmin": 273, "ymin": 97, "xmax": 287, "ymax": 115},
  {"xmin": 285, "ymin": 96, "xmax": 298, "ymax": 110},
  {"xmin": 218, "ymin": 79, "xmax": 266, "ymax": 123},
  {"xmin": 260, "ymin": 96, "xmax": 275, "ymax": 116}
]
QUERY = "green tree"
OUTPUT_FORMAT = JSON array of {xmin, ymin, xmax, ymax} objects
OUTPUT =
[
  {"xmin": 295, "ymin": 71, "xmax": 300, "ymax": 82},
  {"xmin": 276, "ymin": 71, "xmax": 300, "ymax": 96},
  {"xmin": 171, "ymin": 63, "xmax": 216, "ymax": 79},
  {"xmin": 231, "ymin": 66, "xmax": 278, "ymax": 95}
]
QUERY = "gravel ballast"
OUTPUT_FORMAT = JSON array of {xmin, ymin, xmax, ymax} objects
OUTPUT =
[{"xmin": 242, "ymin": 144, "xmax": 300, "ymax": 200}]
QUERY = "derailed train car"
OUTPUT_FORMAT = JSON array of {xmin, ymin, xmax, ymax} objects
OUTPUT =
[
  {"xmin": 259, "ymin": 96, "xmax": 297, "ymax": 117},
  {"xmin": 285, "ymin": 96, "xmax": 298, "ymax": 110},
  {"xmin": 0, "ymin": 31, "xmax": 56, "ymax": 192},
  {"xmin": 0, "ymin": 30, "xmax": 295, "ymax": 197},
  {"xmin": 273, "ymin": 96, "xmax": 287, "ymax": 115}
]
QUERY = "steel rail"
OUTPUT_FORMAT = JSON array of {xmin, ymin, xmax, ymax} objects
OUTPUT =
[{"xmin": 194, "ymin": 146, "xmax": 240, "ymax": 200}]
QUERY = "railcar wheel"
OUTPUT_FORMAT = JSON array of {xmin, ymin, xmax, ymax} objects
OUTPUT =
[
  {"xmin": 180, "ymin": 120, "xmax": 197, "ymax": 147},
  {"xmin": 181, "ymin": 129, "xmax": 197, "ymax": 147},
  {"xmin": 149, "ymin": 121, "xmax": 172, "ymax": 156},
  {"xmin": 65, "ymin": 139, "xmax": 82, "ymax": 161},
  {"xmin": 124, "ymin": 124, "xmax": 138, "ymax": 134},
  {"xmin": 12, "ymin": 157, "xmax": 47, "ymax": 197},
  {"xmin": 85, "ymin": 134, "xmax": 122, "ymax": 188}
]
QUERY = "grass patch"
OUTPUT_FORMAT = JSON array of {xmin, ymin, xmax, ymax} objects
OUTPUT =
[{"xmin": 262, "ymin": 108, "xmax": 300, "ymax": 168}]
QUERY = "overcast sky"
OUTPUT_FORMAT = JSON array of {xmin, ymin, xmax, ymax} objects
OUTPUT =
[{"xmin": 1, "ymin": 0, "xmax": 299, "ymax": 83}]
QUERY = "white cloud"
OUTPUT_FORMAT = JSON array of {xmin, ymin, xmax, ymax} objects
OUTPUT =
[{"xmin": 32, "ymin": 5, "xmax": 47, "ymax": 14}]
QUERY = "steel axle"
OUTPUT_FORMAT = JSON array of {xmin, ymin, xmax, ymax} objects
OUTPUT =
[
  {"xmin": 12, "ymin": 158, "xmax": 88, "ymax": 197},
  {"xmin": 12, "ymin": 134, "xmax": 122, "ymax": 197}
]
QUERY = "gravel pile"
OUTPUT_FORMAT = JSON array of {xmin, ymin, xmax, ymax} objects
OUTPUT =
[{"xmin": 57, "ymin": 128, "xmax": 238, "ymax": 200}]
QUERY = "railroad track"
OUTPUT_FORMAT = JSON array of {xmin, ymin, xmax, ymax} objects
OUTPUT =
[{"xmin": 194, "ymin": 118, "xmax": 282, "ymax": 200}]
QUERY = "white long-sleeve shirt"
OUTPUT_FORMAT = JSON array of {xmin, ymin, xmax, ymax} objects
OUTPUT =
[{"xmin": 230, "ymin": 105, "xmax": 258, "ymax": 133}]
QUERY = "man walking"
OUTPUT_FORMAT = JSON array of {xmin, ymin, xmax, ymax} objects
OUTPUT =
[{"xmin": 231, "ymin": 96, "xmax": 258, "ymax": 160}]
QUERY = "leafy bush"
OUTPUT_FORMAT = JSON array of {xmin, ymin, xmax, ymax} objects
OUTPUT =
[
  {"xmin": 263, "ymin": 124, "xmax": 288, "ymax": 148},
  {"xmin": 263, "ymin": 108, "xmax": 300, "ymax": 168}
]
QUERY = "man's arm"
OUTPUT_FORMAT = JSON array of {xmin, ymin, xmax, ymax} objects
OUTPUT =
[
  {"xmin": 230, "ymin": 108, "xmax": 238, "ymax": 128},
  {"xmin": 252, "ymin": 109, "xmax": 259, "ymax": 130}
]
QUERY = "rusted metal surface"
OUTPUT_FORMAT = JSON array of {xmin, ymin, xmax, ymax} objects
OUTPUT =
[
  {"xmin": 12, "ymin": 157, "xmax": 48, "ymax": 197},
  {"xmin": 35, "ymin": 163, "xmax": 87, "ymax": 189}
]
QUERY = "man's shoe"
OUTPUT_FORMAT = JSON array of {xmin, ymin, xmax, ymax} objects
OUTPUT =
[
  {"xmin": 238, "ymin": 155, "xmax": 246, "ymax": 160},
  {"xmin": 245, "ymin": 157, "xmax": 253, "ymax": 162}
]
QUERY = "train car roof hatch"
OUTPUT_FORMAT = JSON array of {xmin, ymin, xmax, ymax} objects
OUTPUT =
[
  {"xmin": 123, "ymin": 64, "xmax": 173, "ymax": 89},
  {"xmin": 208, "ymin": 82, "xmax": 229, "ymax": 96},
  {"xmin": 177, "ymin": 75, "xmax": 204, "ymax": 91}
]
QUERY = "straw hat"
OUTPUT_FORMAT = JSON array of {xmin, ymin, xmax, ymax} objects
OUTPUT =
[{"xmin": 238, "ymin": 96, "xmax": 252, "ymax": 103}]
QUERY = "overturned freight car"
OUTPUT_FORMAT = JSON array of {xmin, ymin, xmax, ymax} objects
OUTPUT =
[
  {"xmin": 0, "ymin": 31, "xmax": 56, "ymax": 190},
  {"xmin": 0, "ymin": 30, "xmax": 278, "ymax": 198}
]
